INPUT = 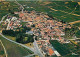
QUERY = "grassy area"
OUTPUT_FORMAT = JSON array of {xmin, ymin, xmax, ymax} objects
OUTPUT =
[
  {"xmin": 76, "ymin": 30, "xmax": 80, "ymax": 38},
  {"xmin": 0, "ymin": 1, "xmax": 19, "ymax": 20},
  {"xmin": 63, "ymin": 43, "xmax": 77, "ymax": 53},
  {"xmin": 63, "ymin": 43, "xmax": 80, "ymax": 57},
  {"xmin": 0, "ymin": 41, "xmax": 5, "ymax": 57},
  {"xmin": 4, "ymin": 35, "xmax": 16, "ymax": 41},
  {"xmin": 0, "ymin": 35, "xmax": 33, "ymax": 57},
  {"xmin": 62, "ymin": 54, "xmax": 79, "ymax": 57},
  {"xmin": 50, "ymin": 40, "xmax": 71, "ymax": 56},
  {"xmin": 24, "ymin": 42, "xmax": 33, "ymax": 48},
  {"xmin": 73, "ymin": 23, "xmax": 80, "ymax": 27},
  {"xmin": 0, "ymin": 1, "xmax": 80, "ymax": 22},
  {"xmin": 17, "ymin": 1, "xmax": 80, "ymax": 22},
  {"xmin": 50, "ymin": 40, "xmax": 80, "ymax": 56},
  {"xmin": 21, "ymin": 22, "xmax": 27, "ymax": 26}
]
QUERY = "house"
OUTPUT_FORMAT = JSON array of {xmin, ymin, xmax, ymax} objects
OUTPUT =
[
  {"xmin": 26, "ymin": 31, "xmax": 33, "ymax": 35},
  {"xmin": 48, "ymin": 48, "xmax": 54, "ymax": 56}
]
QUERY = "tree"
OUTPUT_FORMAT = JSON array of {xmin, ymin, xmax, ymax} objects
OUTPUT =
[
  {"xmin": 31, "ymin": 24, "xmax": 35, "ymax": 27},
  {"xmin": 16, "ymin": 33, "xmax": 25, "ymax": 43},
  {"xmin": 2, "ymin": 30, "xmax": 15, "ymax": 37},
  {"xmin": 65, "ymin": 26, "xmax": 79, "ymax": 38},
  {"xmin": 8, "ymin": 9, "xmax": 14, "ymax": 14},
  {"xmin": 76, "ymin": 30, "xmax": 80, "ymax": 38},
  {"xmin": 23, "ymin": 37, "xmax": 28, "ymax": 43},
  {"xmin": 16, "ymin": 33, "xmax": 34, "ymax": 44}
]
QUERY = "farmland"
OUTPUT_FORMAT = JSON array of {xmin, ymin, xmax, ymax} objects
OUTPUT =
[
  {"xmin": 17, "ymin": 1, "xmax": 80, "ymax": 22},
  {"xmin": 0, "ymin": 1, "xmax": 80, "ymax": 22},
  {"xmin": 0, "ymin": 1, "xmax": 19, "ymax": 20},
  {"xmin": 0, "ymin": 1, "xmax": 80, "ymax": 57},
  {"xmin": 73, "ymin": 23, "xmax": 80, "ymax": 27},
  {"xmin": 0, "ymin": 35, "xmax": 33, "ymax": 57},
  {"xmin": 0, "ymin": 40, "xmax": 6, "ymax": 57},
  {"xmin": 50, "ymin": 40, "xmax": 80, "ymax": 56},
  {"xmin": 50, "ymin": 40, "xmax": 70, "ymax": 56}
]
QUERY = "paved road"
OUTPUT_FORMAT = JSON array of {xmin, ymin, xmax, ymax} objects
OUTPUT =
[
  {"xmin": 0, "ymin": 33, "xmax": 44, "ymax": 57},
  {"xmin": 0, "ymin": 2, "xmax": 44, "ymax": 56},
  {"xmin": 15, "ymin": 0, "xmax": 24, "ymax": 13},
  {"xmin": 14, "ymin": 1, "xmax": 44, "ymax": 56},
  {"xmin": 0, "ymin": 33, "xmax": 34, "ymax": 52},
  {"xmin": 33, "ymin": 38, "xmax": 44, "ymax": 57},
  {"xmin": 24, "ymin": 54, "xmax": 35, "ymax": 57},
  {"xmin": 0, "ymin": 14, "xmax": 9, "ymax": 24}
]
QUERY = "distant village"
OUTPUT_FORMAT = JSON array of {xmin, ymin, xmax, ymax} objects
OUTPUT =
[{"xmin": 1, "ymin": 10, "xmax": 72, "ymax": 56}]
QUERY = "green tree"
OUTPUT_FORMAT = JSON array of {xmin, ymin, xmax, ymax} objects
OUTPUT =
[
  {"xmin": 76, "ymin": 30, "xmax": 80, "ymax": 38},
  {"xmin": 16, "ymin": 33, "xmax": 25, "ymax": 43}
]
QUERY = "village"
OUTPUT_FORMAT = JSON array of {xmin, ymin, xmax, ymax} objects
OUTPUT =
[{"xmin": 1, "ymin": 10, "xmax": 72, "ymax": 57}]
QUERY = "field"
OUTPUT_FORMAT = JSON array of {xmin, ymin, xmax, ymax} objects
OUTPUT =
[
  {"xmin": 4, "ymin": 35, "xmax": 16, "ymax": 41},
  {"xmin": 0, "ymin": 1, "xmax": 19, "ymax": 20},
  {"xmin": 62, "ymin": 43, "xmax": 80, "ymax": 57},
  {"xmin": 0, "ymin": 35, "xmax": 33, "ymax": 57},
  {"xmin": 0, "ymin": 40, "xmax": 6, "ymax": 57},
  {"xmin": 0, "ymin": 1, "xmax": 79, "ymax": 23},
  {"xmin": 50, "ymin": 40, "xmax": 70, "ymax": 56},
  {"xmin": 73, "ymin": 23, "xmax": 80, "ymax": 27},
  {"xmin": 17, "ymin": 1, "xmax": 80, "ymax": 23},
  {"xmin": 50, "ymin": 40, "xmax": 80, "ymax": 56}
]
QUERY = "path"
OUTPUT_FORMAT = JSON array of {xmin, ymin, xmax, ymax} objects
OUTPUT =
[
  {"xmin": 0, "ymin": 40, "xmax": 8, "ymax": 57},
  {"xmin": 24, "ymin": 54, "xmax": 35, "ymax": 57},
  {"xmin": 68, "ymin": 38, "xmax": 80, "ymax": 40},
  {"xmin": 50, "ymin": 3, "xmax": 80, "ymax": 17},
  {"xmin": 15, "ymin": 0, "xmax": 24, "ymax": 13},
  {"xmin": 69, "ymin": 20, "xmax": 80, "ymax": 25}
]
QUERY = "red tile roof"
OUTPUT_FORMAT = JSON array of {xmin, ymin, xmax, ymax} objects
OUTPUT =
[{"xmin": 48, "ymin": 48, "xmax": 54, "ymax": 56}]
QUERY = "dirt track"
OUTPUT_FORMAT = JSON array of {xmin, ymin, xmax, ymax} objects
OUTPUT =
[{"xmin": 69, "ymin": 20, "xmax": 80, "ymax": 25}]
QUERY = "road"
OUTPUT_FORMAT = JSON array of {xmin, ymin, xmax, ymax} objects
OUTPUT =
[
  {"xmin": 68, "ymin": 38, "xmax": 80, "ymax": 40},
  {"xmin": 0, "ymin": 14, "xmax": 9, "ymax": 24},
  {"xmin": 33, "ymin": 38, "xmax": 44, "ymax": 57},
  {"xmin": 0, "ymin": 33, "xmax": 34, "ymax": 52},
  {"xmin": 13, "ymin": 1, "xmax": 44, "ymax": 56},
  {"xmin": 69, "ymin": 20, "xmax": 80, "ymax": 25},
  {"xmin": 15, "ymin": 0, "xmax": 24, "ymax": 13},
  {"xmin": 6, "ymin": 21, "xmax": 10, "ymax": 30},
  {"xmin": 24, "ymin": 54, "xmax": 35, "ymax": 57},
  {"xmin": 0, "ymin": 40, "xmax": 8, "ymax": 57},
  {"xmin": 0, "ymin": 33, "xmax": 44, "ymax": 57},
  {"xmin": 0, "ymin": 1, "xmax": 44, "ymax": 56}
]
